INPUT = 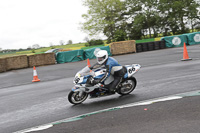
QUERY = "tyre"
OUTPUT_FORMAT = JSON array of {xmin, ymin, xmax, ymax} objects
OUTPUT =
[
  {"xmin": 136, "ymin": 44, "xmax": 143, "ymax": 52},
  {"xmin": 148, "ymin": 42, "xmax": 154, "ymax": 51},
  {"xmin": 142, "ymin": 43, "xmax": 148, "ymax": 51},
  {"xmin": 68, "ymin": 91, "xmax": 88, "ymax": 105},
  {"xmin": 154, "ymin": 41, "xmax": 160, "ymax": 50},
  {"xmin": 160, "ymin": 40, "xmax": 166, "ymax": 49},
  {"xmin": 117, "ymin": 77, "xmax": 137, "ymax": 95}
]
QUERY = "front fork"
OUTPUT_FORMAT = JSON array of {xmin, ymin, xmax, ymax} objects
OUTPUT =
[
  {"xmin": 72, "ymin": 83, "xmax": 101, "ymax": 97},
  {"xmin": 72, "ymin": 86, "xmax": 85, "ymax": 97}
]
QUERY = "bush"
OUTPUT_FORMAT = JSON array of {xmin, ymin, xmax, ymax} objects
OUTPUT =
[
  {"xmin": 51, "ymin": 46, "xmax": 56, "ymax": 49},
  {"xmin": 87, "ymin": 39, "xmax": 104, "ymax": 46},
  {"xmin": 85, "ymin": 43, "xmax": 90, "ymax": 47},
  {"xmin": 31, "ymin": 49, "xmax": 35, "ymax": 53},
  {"xmin": 113, "ymin": 29, "xmax": 127, "ymax": 42}
]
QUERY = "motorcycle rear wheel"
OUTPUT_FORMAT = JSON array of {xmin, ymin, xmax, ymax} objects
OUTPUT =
[
  {"xmin": 117, "ymin": 78, "xmax": 137, "ymax": 95},
  {"xmin": 68, "ymin": 91, "xmax": 88, "ymax": 105}
]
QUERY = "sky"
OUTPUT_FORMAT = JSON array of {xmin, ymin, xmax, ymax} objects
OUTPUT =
[{"xmin": 0, "ymin": 0, "xmax": 90, "ymax": 50}]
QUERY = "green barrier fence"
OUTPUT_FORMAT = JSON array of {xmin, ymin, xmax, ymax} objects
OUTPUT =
[
  {"xmin": 161, "ymin": 35, "xmax": 187, "ymax": 48},
  {"xmin": 84, "ymin": 46, "xmax": 112, "ymax": 59},
  {"xmin": 183, "ymin": 32, "xmax": 200, "ymax": 45},
  {"xmin": 56, "ymin": 49, "xmax": 84, "ymax": 64}
]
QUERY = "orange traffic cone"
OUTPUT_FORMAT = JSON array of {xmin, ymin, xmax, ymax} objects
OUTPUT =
[
  {"xmin": 181, "ymin": 42, "xmax": 192, "ymax": 61},
  {"xmin": 87, "ymin": 59, "xmax": 93, "ymax": 72},
  {"xmin": 87, "ymin": 58, "xmax": 91, "ymax": 67},
  {"xmin": 32, "ymin": 66, "xmax": 40, "ymax": 82}
]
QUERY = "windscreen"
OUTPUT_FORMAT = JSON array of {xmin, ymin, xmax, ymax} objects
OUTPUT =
[{"xmin": 78, "ymin": 66, "xmax": 90, "ymax": 75}]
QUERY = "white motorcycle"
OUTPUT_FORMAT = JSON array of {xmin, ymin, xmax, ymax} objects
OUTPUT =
[{"xmin": 68, "ymin": 64, "xmax": 141, "ymax": 105}]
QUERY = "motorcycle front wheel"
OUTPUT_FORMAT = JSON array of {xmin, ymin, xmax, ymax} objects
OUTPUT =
[
  {"xmin": 68, "ymin": 91, "xmax": 88, "ymax": 105},
  {"xmin": 117, "ymin": 77, "xmax": 137, "ymax": 95}
]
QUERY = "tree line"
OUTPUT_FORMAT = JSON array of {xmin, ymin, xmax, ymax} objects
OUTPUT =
[{"xmin": 81, "ymin": 0, "xmax": 200, "ymax": 43}]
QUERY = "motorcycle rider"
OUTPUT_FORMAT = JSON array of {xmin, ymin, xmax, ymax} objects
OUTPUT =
[{"xmin": 89, "ymin": 49, "xmax": 127, "ymax": 94}]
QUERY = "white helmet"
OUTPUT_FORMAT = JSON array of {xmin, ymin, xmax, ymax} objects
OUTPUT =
[
  {"xmin": 95, "ymin": 50, "xmax": 108, "ymax": 65},
  {"xmin": 94, "ymin": 48, "xmax": 101, "ymax": 56}
]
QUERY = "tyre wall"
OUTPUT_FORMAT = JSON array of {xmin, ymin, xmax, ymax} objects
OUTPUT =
[{"xmin": 136, "ymin": 40, "xmax": 166, "ymax": 52}]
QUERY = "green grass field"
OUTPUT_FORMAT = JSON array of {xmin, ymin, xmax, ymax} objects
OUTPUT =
[
  {"xmin": 0, "ymin": 43, "xmax": 86, "ymax": 58},
  {"xmin": 0, "ymin": 42, "xmax": 111, "ymax": 58}
]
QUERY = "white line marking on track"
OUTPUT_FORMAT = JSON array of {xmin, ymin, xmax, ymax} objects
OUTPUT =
[{"xmin": 21, "ymin": 125, "xmax": 53, "ymax": 133}]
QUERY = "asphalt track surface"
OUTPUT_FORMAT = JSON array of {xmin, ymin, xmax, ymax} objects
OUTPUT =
[
  {"xmin": 20, "ymin": 91, "xmax": 200, "ymax": 133},
  {"xmin": 0, "ymin": 45, "xmax": 200, "ymax": 133}
]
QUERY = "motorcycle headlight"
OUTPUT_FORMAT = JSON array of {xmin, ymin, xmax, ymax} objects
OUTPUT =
[{"xmin": 74, "ymin": 73, "xmax": 83, "ymax": 84}]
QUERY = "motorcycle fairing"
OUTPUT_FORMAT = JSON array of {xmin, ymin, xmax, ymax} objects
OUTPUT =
[{"xmin": 125, "ymin": 64, "xmax": 141, "ymax": 78}]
